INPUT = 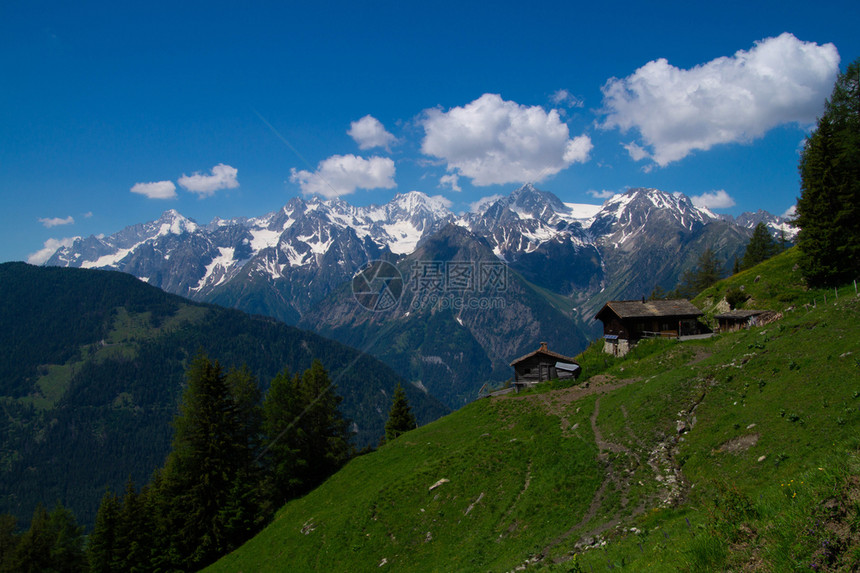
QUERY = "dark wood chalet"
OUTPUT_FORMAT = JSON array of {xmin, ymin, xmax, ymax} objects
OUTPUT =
[
  {"xmin": 594, "ymin": 299, "xmax": 708, "ymax": 356},
  {"xmin": 714, "ymin": 309, "xmax": 777, "ymax": 333},
  {"xmin": 510, "ymin": 342, "xmax": 581, "ymax": 391}
]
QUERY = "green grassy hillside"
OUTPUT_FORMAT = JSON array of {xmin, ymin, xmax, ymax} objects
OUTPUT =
[{"xmin": 210, "ymin": 249, "xmax": 860, "ymax": 571}]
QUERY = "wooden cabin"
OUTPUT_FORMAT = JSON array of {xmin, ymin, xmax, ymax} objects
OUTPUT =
[
  {"xmin": 510, "ymin": 342, "xmax": 581, "ymax": 391},
  {"xmin": 594, "ymin": 299, "xmax": 708, "ymax": 356},
  {"xmin": 714, "ymin": 309, "xmax": 777, "ymax": 333}
]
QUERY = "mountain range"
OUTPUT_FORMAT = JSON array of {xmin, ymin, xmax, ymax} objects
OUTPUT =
[{"xmin": 43, "ymin": 185, "xmax": 795, "ymax": 406}]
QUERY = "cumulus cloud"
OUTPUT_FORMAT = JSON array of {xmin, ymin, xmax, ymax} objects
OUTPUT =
[
  {"xmin": 420, "ymin": 93, "xmax": 593, "ymax": 186},
  {"xmin": 130, "ymin": 180, "xmax": 177, "ymax": 199},
  {"xmin": 601, "ymin": 33, "xmax": 840, "ymax": 166},
  {"xmin": 439, "ymin": 173, "xmax": 461, "ymax": 192},
  {"xmin": 39, "ymin": 216, "xmax": 74, "ymax": 228},
  {"xmin": 469, "ymin": 194, "xmax": 504, "ymax": 213},
  {"xmin": 290, "ymin": 154, "xmax": 396, "ymax": 198},
  {"xmin": 691, "ymin": 189, "xmax": 736, "ymax": 210},
  {"xmin": 551, "ymin": 89, "xmax": 584, "ymax": 108},
  {"xmin": 623, "ymin": 142, "xmax": 650, "ymax": 162},
  {"xmin": 178, "ymin": 163, "xmax": 239, "ymax": 197},
  {"xmin": 348, "ymin": 115, "xmax": 397, "ymax": 150},
  {"xmin": 783, "ymin": 205, "xmax": 797, "ymax": 218},
  {"xmin": 27, "ymin": 237, "xmax": 77, "ymax": 265},
  {"xmin": 588, "ymin": 189, "xmax": 617, "ymax": 200}
]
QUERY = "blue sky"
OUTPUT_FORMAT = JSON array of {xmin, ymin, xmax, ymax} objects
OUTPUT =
[{"xmin": 3, "ymin": 0, "xmax": 858, "ymax": 264}]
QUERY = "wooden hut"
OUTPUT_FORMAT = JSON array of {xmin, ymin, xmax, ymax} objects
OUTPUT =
[
  {"xmin": 714, "ymin": 309, "xmax": 777, "ymax": 333},
  {"xmin": 510, "ymin": 342, "xmax": 581, "ymax": 391},
  {"xmin": 594, "ymin": 299, "xmax": 708, "ymax": 356}
]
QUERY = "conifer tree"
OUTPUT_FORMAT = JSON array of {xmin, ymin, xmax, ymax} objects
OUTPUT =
[
  {"xmin": 87, "ymin": 490, "xmax": 119, "ymax": 573},
  {"xmin": 157, "ymin": 352, "xmax": 259, "ymax": 570},
  {"xmin": 295, "ymin": 360, "xmax": 351, "ymax": 491},
  {"xmin": 740, "ymin": 222, "xmax": 778, "ymax": 270},
  {"xmin": 261, "ymin": 368, "xmax": 304, "ymax": 506},
  {"xmin": 262, "ymin": 361, "xmax": 351, "ymax": 506},
  {"xmin": 674, "ymin": 248, "xmax": 723, "ymax": 298},
  {"xmin": 796, "ymin": 58, "xmax": 860, "ymax": 286},
  {"xmin": 0, "ymin": 514, "xmax": 17, "ymax": 573},
  {"xmin": 11, "ymin": 503, "xmax": 85, "ymax": 573},
  {"xmin": 384, "ymin": 383, "xmax": 418, "ymax": 442}
]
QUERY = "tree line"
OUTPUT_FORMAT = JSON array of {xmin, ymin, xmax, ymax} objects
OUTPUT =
[
  {"xmin": 795, "ymin": 57, "xmax": 860, "ymax": 287},
  {"xmin": 0, "ymin": 352, "xmax": 419, "ymax": 572}
]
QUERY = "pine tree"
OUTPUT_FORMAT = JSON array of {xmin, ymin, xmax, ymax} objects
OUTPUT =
[
  {"xmin": 0, "ymin": 515, "xmax": 17, "ymax": 573},
  {"xmin": 384, "ymin": 383, "xmax": 418, "ymax": 442},
  {"xmin": 740, "ymin": 222, "xmax": 778, "ymax": 270},
  {"xmin": 295, "ymin": 360, "xmax": 351, "ymax": 491},
  {"xmin": 11, "ymin": 503, "xmax": 85, "ymax": 573},
  {"xmin": 157, "ymin": 352, "xmax": 259, "ymax": 570},
  {"xmin": 87, "ymin": 490, "xmax": 120, "ymax": 573},
  {"xmin": 796, "ymin": 58, "xmax": 860, "ymax": 286},
  {"xmin": 261, "ymin": 361, "xmax": 351, "ymax": 506},
  {"xmin": 261, "ymin": 368, "xmax": 304, "ymax": 506},
  {"xmin": 674, "ymin": 248, "xmax": 724, "ymax": 298}
]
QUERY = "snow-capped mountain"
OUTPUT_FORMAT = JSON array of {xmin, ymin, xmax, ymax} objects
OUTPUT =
[
  {"xmin": 45, "ymin": 192, "xmax": 455, "ymax": 322},
  {"xmin": 43, "ymin": 185, "xmax": 788, "ymax": 324},
  {"xmin": 42, "ymin": 184, "xmax": 789, "ymax": 405},
  {"xmin": 731, "ymin": 209, "xmax": 798, "ymax": 239}
]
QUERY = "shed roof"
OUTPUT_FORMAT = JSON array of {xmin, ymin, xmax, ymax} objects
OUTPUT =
[
  {"xmin": 595, "ymin": 299, "xmax": 703, "ymax": 321},
  {"xmin": 510, "ymin": 343, "xmax": 578, "ymax": 367},
  {"xmin": 714, "ymin": 309, "xmax": 769, "ymax": 320}
]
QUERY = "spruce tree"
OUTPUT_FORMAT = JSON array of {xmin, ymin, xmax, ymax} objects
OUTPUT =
[
  {"xmin": 796, "ymin": 58, "xmax": 860, "ymax": 286},
  {"xmin": 384, "ymin": 383, "xmax": 418, "ymax": 442},
  {"xmin": 0, "ymin": 514, "xmax": 17, "ymax": 573},
  {"xmin": 87, "ymin": 490, "xmax": 120, "ymax": 573},
  {"xmin": 741, "ymin": 222, "xmax": 778, "ymax": 270},
  {"xmin": 262, "ymin": 361, "xmax": 351, "ymax": 506},
  {"xmin": 675, "ymin": 247, "xmax": 724, "ymax": 298},
  {"xmin": 261, "ymin": 368, "xmax": 304, "ymax": 506},
  {"xmin": 11, "ymin": 503, "xmax": 85, "ymax": 573},
  {"xmin": 295, "ymin": 360, "xmax": 351, "ymax": 491},
  {"xmin": 157, "ymin": 352, "xmax": 259, "ymax": 570}
]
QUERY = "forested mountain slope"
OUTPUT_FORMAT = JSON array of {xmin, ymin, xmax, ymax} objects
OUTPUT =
[{"xmin": 0, "ymin": 263, "xmax": 447, "ymax": 528}]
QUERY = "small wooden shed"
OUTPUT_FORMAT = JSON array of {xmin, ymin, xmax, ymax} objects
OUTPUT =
[
  {"xmin": 510, "ymin": 342, "xmax": 581, "ymax": 391},
  {"xmin": 594, "ymin": 299, "xmax": 708, "ymax": 356},
  {"xmin": 714, "ymin": 309, "xmax": 777, "ymax": 333}
]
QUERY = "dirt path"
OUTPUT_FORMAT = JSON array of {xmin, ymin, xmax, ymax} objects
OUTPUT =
[{"xmin": 498, "ymin": 375, "xmax": 692, "ymax": 567}]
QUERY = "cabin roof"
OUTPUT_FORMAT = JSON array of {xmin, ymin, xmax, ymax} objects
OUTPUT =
[
  {"xmin": 510, "ymin": 344, "xmax": 578, "ymax": 367},
  {"xmin": 594, "ymin": 299, "xmax": 703, "ymax": 321}
]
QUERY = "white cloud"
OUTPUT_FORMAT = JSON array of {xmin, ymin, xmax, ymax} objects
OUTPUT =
[
  {"xmin": 290, "ymin": 154, "xmax": 396, "ymax": 198},
  {"xmin": 783, "ymin": 205, "xmax": 797, "ymax": 218},
  {"xmin": 623, "ymin": 142, "xmax": 650, "ymax": 162},
  {"xmin": 420, "ymin": 93, "xmax": 593, "ymax": 186},
  {"xmin": 27, "ymin": 237, "xmax": 77, "ymax": 265},
  {"xmin": 83, "ymin": 211, "xmax": 93, "ymax": 218},
  {"xmin": 551, "ymin": 89, "xmax": 584, "ymax": 108},
  {"xmin": 439, "ymin": 173, "xmax": 461, "ymax": 192},
  {"xmin": 178, "ymin": 163, "xmax": 239, "ymax": 197},
  {"xmin": 691, "ymin": 189, "xmax": 736, "ymax": 209},
  {"xmin": 38, "ymin": 216, "xmax": 74, "ymax": 228},
  {"xmin": 130, "ymin": 180, "xmax": 177, "ymax": 199},
  {"xmin": 601, "ymin": 33, "xmax": 840, "ymax": 167},
  {"xmin": 588, "ymin": 189, "xmax": 617, "ymax": 200},
  {"xmin": 426, "ymin": 194, "xmax": 453, "ymax": 210},
  {"xmin": 469, "ymin": 194, "xmax": 504, "ymax": 213},
  {"xmin": 348, "ymin": 115, "xmax": 397, "ymax": 150}
]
